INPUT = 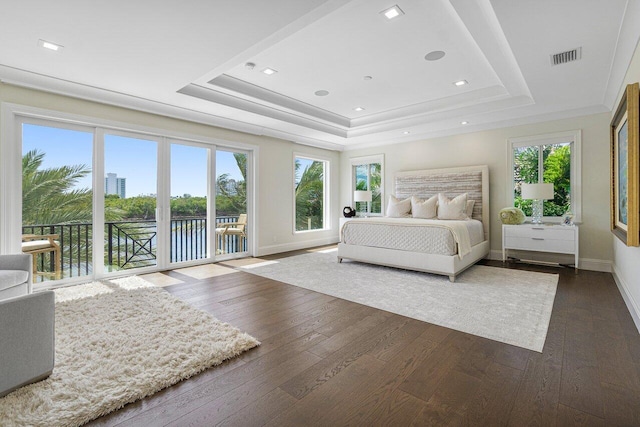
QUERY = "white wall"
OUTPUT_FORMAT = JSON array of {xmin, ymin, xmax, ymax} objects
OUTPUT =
[
  {"xmin": 612, "ymin": 40, "xmax": 640, "ymax": 331},
  {"xmin": 340, "ymin": 113, "xmax": 613, "ymax": 270},
  {"xmin": 0, "ymin": 83, "xmax": 341, "ymax": 258}
]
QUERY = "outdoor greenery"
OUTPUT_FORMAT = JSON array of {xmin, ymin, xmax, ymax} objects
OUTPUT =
[
  {"xmin": 513, "ymin": 144, "xmax": 571, "ymax": 216},
  {"xmin": 295, "ymin": 159, "xmax": 324, "ymax": 231},
  {"xmin": 355, "ymin": 163, "xmax": 382, "ymax": 214},
  {"xmin": 22, "ymin": 149, "xmax": 94, "ymax": 225},
  {"xmin": 22, "ymin": 150, "xmax": 248, "ymax": 280}
]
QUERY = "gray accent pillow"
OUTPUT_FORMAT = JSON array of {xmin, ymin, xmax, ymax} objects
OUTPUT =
[{"xmin": 466, "ymin": 200, "xmax": 475, "ymax": 218}]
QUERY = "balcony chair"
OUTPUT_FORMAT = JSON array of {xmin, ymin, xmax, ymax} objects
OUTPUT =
[
  {"xmin": 0, "ymin": 254, "xmax": 55, "ymax": 398},
  {"xmin": 215, "ymin": 214, "xmax": 247, "ymax": 239},
  {"xmin": 22, "ymin": 234, "xmax": 62, "ymax": 280}
]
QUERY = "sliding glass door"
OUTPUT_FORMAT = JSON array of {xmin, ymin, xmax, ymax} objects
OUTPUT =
[
  {"xmin": 170, "ymin": 143, "xmax": 211, "ymax": 264},
  {"xmin": 21, "ymin": 123, "xmax": 94, "ymax": 283},
  {"xmin": 104, "ymin": 133, "xmax": 158, "ymax": 272},
  {"xmin": 215, "ymin": 149, "xmax": 248, "ymax": 258},
  {"xmin": 16, "ymin": 116, "xmax": 253, "ymax": 286}
]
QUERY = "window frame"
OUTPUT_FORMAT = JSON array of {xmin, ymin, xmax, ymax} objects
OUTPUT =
[
  {"xmin": 350, "ymin": 154, "xmax": 384, "ymax": 217},
  {"xmin": 1, "ymin": 102, "xmax": 258, "ymax": 285},
  {"xmin": 507, "ymin": 130, "xmax": 582, "ymax": 223},
  {"xmin": 293, "ymin": 153, "xmax": 330, "ymax": 233}
]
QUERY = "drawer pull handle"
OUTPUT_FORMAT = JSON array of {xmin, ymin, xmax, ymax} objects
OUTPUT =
[
  {"xmin": 532, "ymin": 227, "xmax": 545, "ymax": 230},
  {"xmin": 531, "ymin": 237, "xmax": 544, "ymax": 241}
]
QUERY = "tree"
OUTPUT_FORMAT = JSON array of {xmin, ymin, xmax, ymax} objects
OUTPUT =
[
  {"xmin": 295, "ymin": 160, "xmax": 324, "ymax": 230},
  {"xmin": 22, "ymin": 149, "xmax": 93, "ymax": 225},
  {"xmin": 513, "ymin": 144, "xmax": 571, "ymax": 216}
]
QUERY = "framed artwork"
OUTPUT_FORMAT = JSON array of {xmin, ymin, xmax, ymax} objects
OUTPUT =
[{"xmin": 611, "ymin": 82, "xmax": 639, "ymax": 246}]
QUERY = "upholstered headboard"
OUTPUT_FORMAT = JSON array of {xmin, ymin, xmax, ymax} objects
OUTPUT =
[{"xmin": 394, "ymin": 165, "xmax": 490, "ymax": 241}]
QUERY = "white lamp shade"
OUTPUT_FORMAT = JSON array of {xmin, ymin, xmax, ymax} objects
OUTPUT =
[
  {"xmin": 521, "ymin": 183, "xmax": 554, "ymax": 200},
  {"xmin": 354, "ymin": 190, "xmax": 373, "ymax": 202}
]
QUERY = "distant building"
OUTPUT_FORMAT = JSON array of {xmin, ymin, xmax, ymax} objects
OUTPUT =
[{"xmin": 105, "ymin": 173, "xmax": 126, "ymax": 198}]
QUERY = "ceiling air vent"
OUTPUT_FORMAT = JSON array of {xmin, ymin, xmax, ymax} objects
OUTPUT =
[{"xmin": 550, "ymin": 47, "xmax": 582, "ymax": 66}]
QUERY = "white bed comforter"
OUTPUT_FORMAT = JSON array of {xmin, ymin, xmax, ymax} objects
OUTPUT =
[{"xmin": 341, "ymin": 217, "xmax": 483, "ymax": 259}]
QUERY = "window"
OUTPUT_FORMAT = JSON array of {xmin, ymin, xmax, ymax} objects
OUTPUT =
[
  {"xmin": 350, "ymin": 155, "xmax": 384, "ymax": 216},
  {"xmin": 508, "ymin": 130, "xmax": 581, "ymax": 222},
  {"xmin": 2, "ymin": 104, "xmax": 256, "ymax": 286},
  {"xmin": 294, "ymin": 155, "xmax": 328, "ymax": 232}
]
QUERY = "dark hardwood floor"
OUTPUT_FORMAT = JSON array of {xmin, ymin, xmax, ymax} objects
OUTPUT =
[{"xmin": 88, "ymin": 251, "xmax": 640, "ymax": 426}]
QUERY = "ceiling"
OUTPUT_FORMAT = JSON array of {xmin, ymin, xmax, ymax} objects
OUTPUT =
[{"xmin": 1, "ymin": 0, "xmax": 639, "ymax": 151}]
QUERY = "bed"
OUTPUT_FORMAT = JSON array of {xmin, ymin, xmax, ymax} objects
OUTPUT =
[{"xmin": 337, "ymin": 165, "xmax": 490, "ymax": 282}]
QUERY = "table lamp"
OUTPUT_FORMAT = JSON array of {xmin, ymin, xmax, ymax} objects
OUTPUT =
[
  {"xmin": 521, "ymin": 183, "xmax": 554, "ymax": 224},
  {"xmin": 354, "ymin": 190, "xmax": 372, "ymax": 217}
]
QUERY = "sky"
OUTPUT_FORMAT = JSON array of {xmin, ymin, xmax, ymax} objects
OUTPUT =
[{"xmin": 22, "ymin": 123, "xmax": 245, "ymax": 198}]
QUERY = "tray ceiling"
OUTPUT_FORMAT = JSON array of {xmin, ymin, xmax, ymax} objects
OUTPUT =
[{"xmin": 0, "ymin": 0, "xmax": 638, "ymax": 150}]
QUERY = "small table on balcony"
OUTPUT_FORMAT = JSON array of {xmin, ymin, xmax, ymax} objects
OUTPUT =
[{"xmin": 21, "ymin": 234, "xmax": 62, "ymax": 279}]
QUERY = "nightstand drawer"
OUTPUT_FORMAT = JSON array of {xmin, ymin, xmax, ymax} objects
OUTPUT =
[
  {"xmin": 505, "ymin": 226, "xmax": 575, "ymax": 241},
  {"xmin": 502, "ymin": 224, "xmax": 579, "ymax": 269},
  {"xmin": 504, "ymin": 236, "xmax": 576, "ymax": 254}
]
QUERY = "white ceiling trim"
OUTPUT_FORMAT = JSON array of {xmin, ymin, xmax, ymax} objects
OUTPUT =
[
  {"xmin": 603, "ymin": 0, "xmax": 640, "ymax": 107},
  {"xmin": 207, "ymin": 74, "xmax": 351, "ymax": 126},
  {"xmin": 343, "ymin": 104, "xmax": 609, "ymax": 152},
  {"xmin": 0, "ymin": 65, "xmax": 346, "ymax": 151},
  {"xmin": 450, "ymin": 0, "xmax": 531, "ymax": 99}
]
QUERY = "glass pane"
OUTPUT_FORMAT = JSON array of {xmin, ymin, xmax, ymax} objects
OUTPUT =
[
  {"xmin": 22, "ymin": 123, "xmax": 93, "ymax": 283},
  {"xmin": 170, "ymin": 144, "xmax": 209, "ymax": 263},
  {"xmin": 542, "ymin": 142, "xmax": 571, "ymax": 216},
  {"xmin": 354, "ymin": 164, "xmax": 368, "ymax": 214},
  {"xmin": 215, "ymin": 150, "xmax": 247, "ymax": 255},
  {"xmin": 513, "ymin": 145, "xmax": 540, "ymax": 216},
  {"xmin": 370, "ymin": 163, "xmax": 382, "ymax": 214},
  {"xmin": 295, "ymin": 157, "xmax": 325, "ymax": 231},
  {"xmin": 104, "ymin": 134, "xmax": 157, "ymax": 272}
]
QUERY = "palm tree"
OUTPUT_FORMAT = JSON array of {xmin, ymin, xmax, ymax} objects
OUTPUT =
[
  {"xmin": 22, "ymin": 149, "xmax": 93, "ymax": 225},
  {"xmin": 295, "ymin": 160, "xmax": 324, "ymax": 230}
]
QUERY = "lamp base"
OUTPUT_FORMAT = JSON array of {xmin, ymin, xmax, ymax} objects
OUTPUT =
[{"xmin": 531, "ymin": 199, "xmax": 544, "ymax": 224}]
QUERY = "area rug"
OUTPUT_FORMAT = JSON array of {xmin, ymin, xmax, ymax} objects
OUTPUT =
[
  {"xmin": 0, "ymin": 277, "xmax": 259, "ymax": 427},
  {"xmin": 240, "ymin": 250, "xmax": 558, "ymax": 352}
]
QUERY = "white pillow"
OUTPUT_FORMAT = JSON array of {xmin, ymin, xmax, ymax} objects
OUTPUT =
[
  {"xmin": 411, "ymin": 195, "xmax": 437, "ymax": 219},
  {"xmin": 466, "ymin": 200, "xmax": 475, "ymax": 218},
  {"xmin": 386, "ymin": 195, "xmax": 412, "ymax": 217},
  {"xmin": 437, "ymin": 193, "xmax": 468, "ymax": 220}
]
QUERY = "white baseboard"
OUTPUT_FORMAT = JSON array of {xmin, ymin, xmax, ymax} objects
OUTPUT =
[
  {"xmin": 257, "ymin": 237, "xmax": 339, "ymax": 257},
  {"xmin": 579, "ymin": 258, "xmax": 612, "ymax": 272},
  {"xmin": 488, "ymin": 250, "xmax": 611, "ymax": 272},
  {"xmin": 612, "ymin": 263, "xmax": 640, "ymax": 334}
]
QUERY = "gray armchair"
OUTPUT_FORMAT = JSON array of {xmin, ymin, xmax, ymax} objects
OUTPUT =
[
  {"xmin": 0, "ymin": 254, "xmax": 54, "ymax": 398},
  {"xmin": 0, "ymin": 253, "xmax": 32, "ymax": 299}
]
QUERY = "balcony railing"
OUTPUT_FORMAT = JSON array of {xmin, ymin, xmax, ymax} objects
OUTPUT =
[{"xmin": 22, "ymin": 215, "xmax": 246, "ymax": 281}]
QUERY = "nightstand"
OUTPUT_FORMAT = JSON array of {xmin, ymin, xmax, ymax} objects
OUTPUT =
[
  {"xmin": 339, "ymin": 217, "xmax": 354, "ymax": 240},
  {"xmin": 502, "ymin": 223, "xmax": 579, "ymax": 271}
]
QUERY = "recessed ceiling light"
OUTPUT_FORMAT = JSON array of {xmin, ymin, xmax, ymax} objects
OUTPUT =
[
  {"xmin": 403, "ymin": 131, "xmax": 411, "ymax": 135},
  {"xmin": 380, "ymin": 5, "xmax": 404, "ymax": 20},
  {"xmin": 461, "ymin": 121, "xmax": 469, "ymax": 125},
  {"xmin": 363, "ymin": 76, "xmax": 373, "ymax": 81},
  {"xmin": 425, "ymin": 51, "xmax": 446, "ymax": 61},
  {"xmin": 354, "ymin": 107, "xmax": 365, "ymax": 112},
  {"xmin": 262, "ymin": 68, "xmax": 277, "ymax": 75},
  {"xmin": 315, "ymin": 90, "xmax": 329, "ymax": 96},
  {"xmin": 454, "ymin": 80, "xmax": 468, "ymax": 86},
  {"xmin": 38, "ymin": 39, "xmax": 63, "ymax": 51},
  {"xmin": 244, "ymin": 62, "xmax": 256, "ymax": 70}
]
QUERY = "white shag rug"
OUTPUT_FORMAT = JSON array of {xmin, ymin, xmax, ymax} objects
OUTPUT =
[
  {"xmin": 241, "ymin": 250, "xmax": 558, "ymax": 352},
  {"xmin": 0, "ymin": 276, "xmax": 259, "ymax": 427}
]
